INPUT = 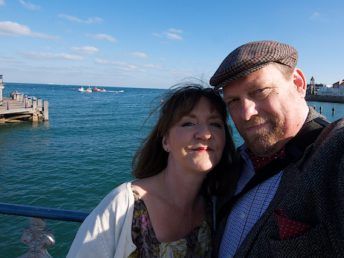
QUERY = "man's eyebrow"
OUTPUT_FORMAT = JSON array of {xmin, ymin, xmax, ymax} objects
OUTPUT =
[{"xmin": 224, "ymin": 95, "xmax": 238, "ymax": 102}]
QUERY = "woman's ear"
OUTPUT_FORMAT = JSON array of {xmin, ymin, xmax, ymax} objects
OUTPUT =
[
  {"xmin": 293, "ymin": 68, "xmax": 307, "ymax": 97},
  {"xmin": 162, "ymin": 136, "xmax": 169, "ymax": 152}
]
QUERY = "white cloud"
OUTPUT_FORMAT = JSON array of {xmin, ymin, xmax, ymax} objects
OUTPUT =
[
  {"xmin": 0, "ymin": 0, "xmax": 5, "ymax": 6},
  {"xmin": 0, "ymin": 21, "xmax": 57, "ymax": 39},
  {"xmin": 22, "ymin": 52, "xmax": 83, "ymax": 61},
  {"xmin": 95, "ymin": 58, "xmax": 138, "ymax": 71},
  {"xmin": 154, "ymin": 28, "xmax": 183, "ymax": 41},
  {"xmin": 59, "ymin": 14, "xmax": 103, "ymax": 24},
  {"xmin": 168, "ymin": 28, "xmax": 183, "ymax": 34},
  {"xmin": 143, "ymin": 64, "xmax": 162, "ymax": 69},
  {"xmin": 72, "ymin": 46, "xmax": 99, "ymax": 55},
  {"xmin": 19, "ymin": 0, "xmax": 40, "ymax": 11},
  {"xmin": 131, "ymin": 51, "xmax": 148, "ymax": 58},
  {"xmin": 88, "ymin": 33, "xmax": 117, "ymax": 43},
  {"xmin": 310, "ymin": 11, "xmax": 320, "ymax": 20}
]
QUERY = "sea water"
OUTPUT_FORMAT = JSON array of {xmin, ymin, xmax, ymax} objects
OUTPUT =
[{"xmin": 0, "ymin": 83, "xmax": 343, "ymax": 257}]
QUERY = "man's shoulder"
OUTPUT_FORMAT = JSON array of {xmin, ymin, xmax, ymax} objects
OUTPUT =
[{"xmin": 315, "ymin": 118, "xmax": 344, "ymax": 147}]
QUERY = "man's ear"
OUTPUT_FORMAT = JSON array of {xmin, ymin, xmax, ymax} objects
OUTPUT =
[{"xmin": 293, "ymin": 68, "xmax": 307, "ymax": 97}]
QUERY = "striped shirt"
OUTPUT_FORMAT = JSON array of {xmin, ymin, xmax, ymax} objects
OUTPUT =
[{"xmin": 219, "ymin": 146, "xmax": 283, "ymax": 258}]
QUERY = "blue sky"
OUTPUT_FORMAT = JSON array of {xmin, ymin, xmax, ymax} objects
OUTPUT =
[{"xmin": 0, "ymin": 0, "xmax": 343, "ymax": 88}]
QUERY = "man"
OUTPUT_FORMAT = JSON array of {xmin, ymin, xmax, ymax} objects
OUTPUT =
[{"xmin": 209, "ymin": 40, "xmax": 344, "ymax": 257}]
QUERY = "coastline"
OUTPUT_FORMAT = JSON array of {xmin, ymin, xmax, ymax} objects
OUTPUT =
[{"xmin": 305, "ymin": 95, "xmax": 344, "ymax": 104}]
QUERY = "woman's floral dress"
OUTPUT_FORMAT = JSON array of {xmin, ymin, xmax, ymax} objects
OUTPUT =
[{"xmin": 128, "ymin": 189, "xmax": 212, "ymax": 258}]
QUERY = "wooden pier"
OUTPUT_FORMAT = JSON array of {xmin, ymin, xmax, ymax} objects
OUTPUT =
[{"xmin": 0, "ymin": 76, "xmax": 49, "ymax": 123}]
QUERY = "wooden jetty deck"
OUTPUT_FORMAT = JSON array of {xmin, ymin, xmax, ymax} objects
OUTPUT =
[
  {"xmin": 0, "ymin": 75, "xmax": 49, "ymax": 123},
  {"xmin": 0, "ymin": 93, "xmax": 49, "ymax": 123}
]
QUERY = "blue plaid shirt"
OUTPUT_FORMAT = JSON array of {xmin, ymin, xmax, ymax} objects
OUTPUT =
[{"xmin": 219, "ymin": 145, "xmax": 283, "ymax": 257}]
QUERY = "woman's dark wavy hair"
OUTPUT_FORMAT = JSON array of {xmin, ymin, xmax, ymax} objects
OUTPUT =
[{"xmin": 132, "ymin": 83, "xmax": 238, "ymax": 195}]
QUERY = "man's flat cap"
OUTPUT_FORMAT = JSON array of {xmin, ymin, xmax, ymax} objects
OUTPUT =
[{"xmin": 209, "ymin": 40, "xmax": 298, "ymax": 89}]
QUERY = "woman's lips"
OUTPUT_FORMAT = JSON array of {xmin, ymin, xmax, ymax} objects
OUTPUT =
[{"xmin": 191, "ymin": 146, "xmax": 211, "ymax": 151}]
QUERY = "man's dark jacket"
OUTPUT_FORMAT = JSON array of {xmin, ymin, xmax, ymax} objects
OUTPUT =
[{"xmin": 215, "ymin": 109, "xmax": 344, "ymax": 257}]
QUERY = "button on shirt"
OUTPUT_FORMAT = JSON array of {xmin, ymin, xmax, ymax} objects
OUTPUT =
[{"xmin": 219, "ymin": 146, "xmax": 283, "ymax": 258}]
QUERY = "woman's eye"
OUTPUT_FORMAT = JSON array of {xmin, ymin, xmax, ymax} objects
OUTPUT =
[
  {"xmin": 181, "ymin": 122, "xmax": 195, "ymax": 127},
  {"xmin": 210, "ymin": 122, "xmax": 223, "ymax": 128}
]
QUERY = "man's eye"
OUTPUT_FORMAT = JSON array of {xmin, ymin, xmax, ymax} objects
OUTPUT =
[
  {"xmin": 253, "ymin": 88, "xmax": 272, "ymax": 99},
  {"xmin": 226, "ymin": 99, "xmax": 239, "ymax": 107}
]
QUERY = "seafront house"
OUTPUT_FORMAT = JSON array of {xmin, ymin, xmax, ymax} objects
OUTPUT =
[
  {"xmin": 306, "ymin": 76, "xmax": 344, "ymax": 103},
  {"xmin": 308, "ymin": 76, "xmax": 344, "ymax": 97}
]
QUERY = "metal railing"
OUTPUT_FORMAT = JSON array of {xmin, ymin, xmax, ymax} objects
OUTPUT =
[{"xmin": 0, "ymin": 202, "xmax": 89, "ymax": 258}]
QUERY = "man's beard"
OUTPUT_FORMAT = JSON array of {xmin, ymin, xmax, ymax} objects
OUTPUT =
[{"xmin": 241, "ymin": 115, "xmax": 285, "ymax": 156}]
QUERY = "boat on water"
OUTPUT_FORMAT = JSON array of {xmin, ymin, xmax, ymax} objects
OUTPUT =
[
  {"xmin": 92, "ymin": 87, "xmax": 106, "ymax": 92},
  {"xmin": 78, "ymin": 86, "xmax": 107, "ymax": 93}
]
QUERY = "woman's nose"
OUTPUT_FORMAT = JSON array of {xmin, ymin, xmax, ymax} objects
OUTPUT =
[{"xmin": 195, "ymin": 125, "xmax": 212, "ymax": 140}]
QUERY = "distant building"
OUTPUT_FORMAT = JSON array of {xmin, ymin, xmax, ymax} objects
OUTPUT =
[
  {"xmin": 306, "ymin": 76, "xmax": 344, "ymax": 102},
  {"xmin": 306, "ymin": 76, "xmax": 344, "ymax": 96},
  {"xmin": 306, "ymin": 76, "xmax": 325, "ymax": 95},
  {"xmin": 332, "ymin": 79, "xmax": 344, "ymax": 88}
]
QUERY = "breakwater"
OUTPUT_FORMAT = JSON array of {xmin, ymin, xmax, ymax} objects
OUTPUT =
[{"xmin": 306, "ymin": 94, "xmax": 344, "ymax": 104}]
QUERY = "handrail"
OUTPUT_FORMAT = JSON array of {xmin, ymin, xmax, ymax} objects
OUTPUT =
[{"xmin": 0, "ymin": 202, "xmax": 89, "ymax": 222}]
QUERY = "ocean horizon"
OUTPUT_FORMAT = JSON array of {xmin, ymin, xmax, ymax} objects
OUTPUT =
[{"xmin": 1, "ymin": 82, "xmax": 343, "ymax": 257}]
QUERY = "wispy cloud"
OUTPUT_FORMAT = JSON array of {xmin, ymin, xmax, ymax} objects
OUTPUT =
[
  {"xmin": 0, "ymin": 0, "xmax": 5, "ymax": 6},
  {"xmin": 22, "ymin": 52, "xmax": 83, "ymax": 61},
  {"xmin": 95, "ymin": 58, "xmax": 138, "ymax": 71},
  {"xmin": 143, "ymin": 63, "xmax": 162, "ymax": 69},
  {"xmin": 131, "ymin": 51, "xmax": 148, "ymax": 58},
  {"xmin": 153, "ymin": 28, "xmax": 183, "ymax": 41},
  {"xmin": 72, "ymin": 46, "xmax": 99, "ymax": 55},
  {"xmin": 19, "ymin": 0, "xmax": 40, "ymax": 11},
  {"xmin": 309, "ymin": 11, "xmax": 320, "ymax": 21},
  {"xmin": 94, "ymin": 58, "xmax": 163, "ymax": 73},
  {"xmin": 309, "ymin": 11, "xmax": 328, "ymax": 22},
  {"xmin": 88, "ymin": 33, "xmax": 117, "ymax": 43},
  {"xmin": 59, "ymin": 14, "xmax": 103, "ymax": 24},
  {"xmin": 0, "ymin": 21, "xmax": 57, "ymax": 39}
]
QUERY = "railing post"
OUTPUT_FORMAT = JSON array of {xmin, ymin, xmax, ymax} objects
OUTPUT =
[{"xmin": 17, "ymin": 218, "xmax": 55, "ymax": 258}]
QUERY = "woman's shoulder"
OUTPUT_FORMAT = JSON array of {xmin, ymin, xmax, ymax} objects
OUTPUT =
[
  {"xmin": 67, "ymin": 181, "xmax": 136, "ymax": 258},
  {"xmin": 96, "ymin": 181, "xmax": 134, "ymax": 212}
]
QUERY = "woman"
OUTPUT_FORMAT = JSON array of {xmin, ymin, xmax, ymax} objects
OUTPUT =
[{"xmin": 67, "ymin": 84, "xmax": 236, "ymax": 258}]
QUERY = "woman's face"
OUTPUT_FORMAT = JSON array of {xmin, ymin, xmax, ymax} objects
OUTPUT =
[{"xmin": 163, "ymin": 97, "xmax": 226, "ymax": 174}]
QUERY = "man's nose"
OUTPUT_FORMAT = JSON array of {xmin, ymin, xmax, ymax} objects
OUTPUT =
[{"xmin": 241, "ymin": 98, "xmax": 258, "ymax": 121}]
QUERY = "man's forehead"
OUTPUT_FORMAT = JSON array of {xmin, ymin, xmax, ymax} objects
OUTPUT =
[{"xmin": 222, "ymin": 67, "xmax": 272, "ymax": 97}]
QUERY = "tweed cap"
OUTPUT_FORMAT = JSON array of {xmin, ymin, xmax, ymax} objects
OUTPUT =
[{"xmin": 209, "ymin": 40, "xmax": 298, "ymax": 89}]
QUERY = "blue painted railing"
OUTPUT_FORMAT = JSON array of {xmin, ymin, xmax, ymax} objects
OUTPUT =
[{"xmin": 0, "ymin": 202, "xmax": 89, "ymax": 222}]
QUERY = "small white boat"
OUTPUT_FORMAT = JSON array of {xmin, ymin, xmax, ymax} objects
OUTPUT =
[
  {"xmin": 85, "ymin": 87, "xmax": 92, "ymax": 93},
  {"xmin": 78, "ymin": 87, "xmax": 85, "ymax": 92},
  {"xmin": 92, "ymin": 87, "xmax": 107, "ymax": 92}
]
